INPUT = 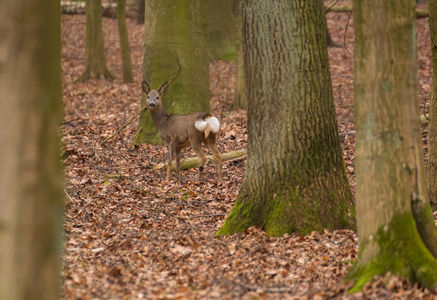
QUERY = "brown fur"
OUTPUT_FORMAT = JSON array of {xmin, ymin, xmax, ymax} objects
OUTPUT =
[{"xmin": 142, "ymin": 81, "xmax": 222, "ymax": 182}]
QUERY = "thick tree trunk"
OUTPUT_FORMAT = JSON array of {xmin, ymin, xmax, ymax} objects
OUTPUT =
[
  {"xmin": 348, "ymin": 0, "xmax": 437, "ymax": 292},
  {"xmin": 0, "ymin": 0, "xmax": 63, "ymax": 299},
  {"xmin": 217, "ymin": 0, "xmax": 355, "ymax": 237},
  {"xmin": 117, "ymin": 0, "xmax": 134, "ymax": 83},
  {"xmin": 76, "ymin": 0, "xmax": 115, "ymax": 82},
  {"xmin": 137, "ymin": 0, "xmax": 209, "ymax": 144},
  {"xmin": 427, "ymin": 0, "xmax": 437, "ymax": 212}
]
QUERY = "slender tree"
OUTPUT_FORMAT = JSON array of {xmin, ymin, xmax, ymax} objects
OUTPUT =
[
  {"xmin": 347, "ymin": 0, "xmax": 437, "ymax": 292},
  {"xmin": 217, "ymin": 0, "xmax": 355, "ymax": 236},
  {"xmin": 136, "ymin": 0, "xmax": 209, "ymax": 144},
  {"xmin": 117, "ymin": 0, "xmax": 134, "ymax": 83},
  {"xmin": 0, "ymin": 0, "xmax": 63, "ymax": 299},
  {"xmin": 76, "ymin": 0, "xmax": 115, "ymax": 82},
  {"xmin": 231, "ymin": 0, "xmax": 247, "ymax": 110},
  {"xmin": 208, "ymin": 0, "xmax": 237, "ymax": 61},
  {"xmin": 427, "ymin": 0, "xmax": 437, "ymax": 211}
]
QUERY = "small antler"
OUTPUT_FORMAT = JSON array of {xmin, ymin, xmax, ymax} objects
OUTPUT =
[
  {"xmin": 168, "ymin": 59, "xmax": 182, "ymax": 87},
  {"xmin": 156, "ymin": 59, "xmax": 182, "ymax": 96}
]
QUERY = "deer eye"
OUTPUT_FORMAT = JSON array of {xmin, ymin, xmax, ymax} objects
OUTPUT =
[
  {"xmin": 147, "ymin": 96, "xmax": 150, "ymax": 99},
  {"xmin": 157, "ymin": 97, "xmax": 160, "ymax": 100}
]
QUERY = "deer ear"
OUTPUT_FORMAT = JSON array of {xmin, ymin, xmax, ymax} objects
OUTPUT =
[
  {"xmin": 157, "ymin": 82, "xmax": 170, "ymax": 96},
  {"xmin": 142, "ymin": 81, "xmax": 151, "ymax": 94}
]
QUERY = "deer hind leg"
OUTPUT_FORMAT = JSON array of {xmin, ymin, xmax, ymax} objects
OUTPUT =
[
  {"xmin": 205, "ymin": 137, "xmax": 222, "ymax": 182},
  {"xmin": 190, "ymin": 142, "xmax": 207, "ymax": 182},
  {"xmin": 175, "ymin": 147, "xmax": 182, "ymax": 182}
]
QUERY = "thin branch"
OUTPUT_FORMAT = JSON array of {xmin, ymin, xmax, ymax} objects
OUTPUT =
[{"xmin": 343, "ymin": 10, "xmax": 353, "ymax": 55}]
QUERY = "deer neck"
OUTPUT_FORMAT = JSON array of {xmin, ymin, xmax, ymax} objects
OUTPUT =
[{"xmin": 149, "ymin": 106, "xmax": 169, "ymax": 130}]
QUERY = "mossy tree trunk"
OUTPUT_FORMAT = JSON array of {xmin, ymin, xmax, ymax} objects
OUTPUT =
[
  {"xmin": 137, "ymin": 0, "xmax": 209, "ymax": 144},
  {"xmin": 347, "ymin": 0, "xmax": 437, "ymax": 292},
  {"xmin": 208, "ymin": 0, "xmax": 237, "ymax": 61},
  {"xmin": 0, "ymin": 0, "xmax": 63, "ymax": 299},
  {"xmin": 76, "ymin": 0, "xmax": 115, "ymax": 82},
  {"xmin": 427, "ymin": 0, "xmax": 437, "ymax": 212},
  {"xmin": 216, "ymin": 0, "xmax": 355, "ymax": 237},
  {"xmin": 117, "ymin": 0, "xmax": 134, "ymax": 83}
]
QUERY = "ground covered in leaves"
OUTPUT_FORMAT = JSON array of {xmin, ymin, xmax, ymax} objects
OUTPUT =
[{"xmin": 61, "ymin": 3, "xmax": 437, "ymax": 299}]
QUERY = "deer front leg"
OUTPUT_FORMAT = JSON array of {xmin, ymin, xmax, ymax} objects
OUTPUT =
[{"xmin": 166, "ymin": 141, "xmax": 176, "ymax": 181}]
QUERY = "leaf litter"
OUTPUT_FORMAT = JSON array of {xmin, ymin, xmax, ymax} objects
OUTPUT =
[{"xmin": 61, "ymin": 2, "xmax": 437, "ymax": 299}]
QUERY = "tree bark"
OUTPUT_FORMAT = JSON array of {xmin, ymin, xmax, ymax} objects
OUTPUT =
[
  {"xmin": 116, "ymin": 0, "xmax": 134, "ymax": 83},
  {"xmin": 427, "ymin": 0, "xmax": 437, "ymax": 212},
  {"xmin": 348, "ymin": 0, "xmax": 437, "ymax": 292},
  {"xmin": 137, "ymin": 0, "xmax": 209, "ymax": 144},
  {"xmin": 0, "ymin": 0, "xmax": 63, "ymax": 299},
  {"xmin": 76, "ymin": 0, "xmax": 115, "ymax": 82},
  {"xmin": 217, "ymin": 0, "xmax": 355, "ymax": 237}
]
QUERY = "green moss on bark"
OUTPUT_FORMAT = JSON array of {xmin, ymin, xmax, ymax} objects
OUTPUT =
[
  {"xmin": 348, "ymin": 213, "xmax": 437, "ymax": 292},
  {"xmin": 137, "ymin": 0, "xmax": 209, "ymax": 145}
]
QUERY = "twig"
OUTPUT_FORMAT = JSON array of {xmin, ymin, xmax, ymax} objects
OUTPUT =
[
  {"xmin": 343, "ymin": 10, "xmax": 353, "ymax": 55},
  {"xmin": 166, "ymin": 213, "xmax": 227, "ymax": 220},
  {"xmin": 61, "ymin": 117, "xmax": 81, "ymax": 125}
]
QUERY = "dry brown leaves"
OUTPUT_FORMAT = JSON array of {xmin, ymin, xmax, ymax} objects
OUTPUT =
[{"xmin": 61, "ymin": 2, "xmax": 437, "ymax": 299}]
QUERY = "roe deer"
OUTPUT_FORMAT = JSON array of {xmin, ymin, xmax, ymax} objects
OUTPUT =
[{"xmin": 142, "ymin": 67, "xmax": 222, "ymax": 182}]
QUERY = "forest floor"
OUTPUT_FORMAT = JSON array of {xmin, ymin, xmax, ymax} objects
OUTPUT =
[{"xmin": 61, "ymin": 2, "xmax": 437, "ymax": 299}]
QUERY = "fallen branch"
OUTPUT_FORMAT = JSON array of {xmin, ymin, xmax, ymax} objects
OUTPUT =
[
  {"xmin": 101, "ymin": 105, "xmax": 147, "ymax": 145},
  {"xmin": 323, "ymin": 5, "xmax": 428, "ymax": 18},
  {"xmin": 152, "ymin": 149, "xmax": 247, "ymax": 171},
  {"xmin": 167, "ymin": 213, "xmax": 227, "ymax": 220}
]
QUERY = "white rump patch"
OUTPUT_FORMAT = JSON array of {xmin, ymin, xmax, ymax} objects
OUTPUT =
[
  {"xmin": 195, "ymin": 116, "xmax": 220, "ymax": 138},
  {"xmin": 206, "ymin": 116, "xmax": 220, "ymax": 133},
  {"xmin": 195, "ymin": 119, "xmax": 208, "ymax": 132}
]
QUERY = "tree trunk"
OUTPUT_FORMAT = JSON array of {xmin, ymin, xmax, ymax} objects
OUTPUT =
[
  {"xmin": 348, "ymin": 0, "xmax": 437, "ymax": 292},
  {"xmin": 137, "ymin": 0, "xmax": 145, "ymax": 24},
  {"xmin": 217, "ymin": 0, "xmax": 355, "ymax": 237},
  {"xmin": 0, "ymin": 0, "xmax": 63, "ymax": 299},
  {"xmin": 117, "ymin": 0, "xmax": 134, "ymax": 83},
  {"xmin": 137, "ymin": 0, "xmax": 209, "ymax": 144},
  {"xmin": 230, "ymin": 0, "xmax": 247, "ymax": 110},
  {"xmin": 208, "ymin": 0, "xmax": 237, "ymax": 61},
  {"xmin": 427, "ymin": 0, "xmax": 437, "ymax": 212},
  {"xmin": 76, "ymin": 0, "xmax": 115, "ymax": 82}
]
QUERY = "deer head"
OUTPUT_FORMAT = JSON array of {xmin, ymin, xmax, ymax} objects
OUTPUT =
[
  {"xmin": 142, "ymin": 81, "xmax": 169, "ymax": 112},
  {"xmin": 142, "ymin": 60, "xmax": 181, "ymax": 112}
]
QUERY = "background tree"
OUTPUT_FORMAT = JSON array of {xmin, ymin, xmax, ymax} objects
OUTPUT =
[
  {"xmin": 137, "ymin": 0, "xmax": 145, "ymax": 24},
  {"xmin": 0, "ymin": 0, "xmax": 63, "ymax": 299},
  {"xmin": 136, "ymin": 0, "xmax": 209, "ymax": 144},
  {"xmin": 230, "ymin": 0, "xmax": 247, "ymax": 110},
  {"xmin": 76, "ymin": 0, "xmax": 115, "ymax": 82},
  {"xmin": 217, "ymin": 0, "xmax": 355, "ymax": 236},
  {"xmin": 427, "ymin": 0, "xmax": 437, "ymax": 211},
  {"xmin": 348, "ymin": 0, "xmax": 437, "ymax": 292},
  {"xmin": 117, "ymin": 0, "xmax": 134, "ymax": 83},
  {"xmin": 208, "ymin": 0, "xmax": 237, "ymax": 61}
]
